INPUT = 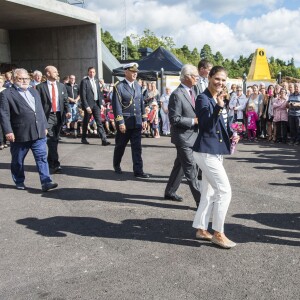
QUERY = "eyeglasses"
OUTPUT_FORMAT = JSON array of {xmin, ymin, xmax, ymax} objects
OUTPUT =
[
  {"xmin": 17, "ymin": 78, "xmax": 30, "ymax": 81},
  {"xmin": 188, "ymin": 74, "xmax": 199, "ymax": 79},
  {"xmin": 237, "ymin": 89, "xmax": 242, "ymax": 91}
]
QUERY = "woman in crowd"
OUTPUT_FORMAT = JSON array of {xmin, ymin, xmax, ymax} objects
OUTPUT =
[
  {"xmin": 264, "ymin": 84, "xmax": 275, "ymax": 141},
  {"xmin": 144, "ymin": 81, "xmax": 160, "ymax": 106},
  {"xmin": 246, "ymin": 86, "xmax": 253, "ymax": 98},
  {"xmin": 246, "ymin": 84, "xmax": 264, "ymax": 137},
  {"xmin": 192, "ymin": 66, "xmax": 240, "ymax": 249},
  {"xmin": 159, "ymin": 87, "xmax": 171, "ymax": 136},
  {"xmin": 228, "ymin": 85, "xmax": 247, "ymax": 126},
  {"xmin": 273, "ymin": 88, "xmax": 288, "ymax": 143},
  {"xmin": 259, "ymin": 85, "xmax": 267, "ymax": 138}
]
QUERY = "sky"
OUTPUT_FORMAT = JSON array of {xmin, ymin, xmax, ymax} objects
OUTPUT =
[{"xmin": 85, "ymin": 0, "xmax": 300, "ymax": 66}]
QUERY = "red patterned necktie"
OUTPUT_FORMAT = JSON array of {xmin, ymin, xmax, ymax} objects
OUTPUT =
[
  {"xmin": 51, "ymin": 83, "xmax": 56, "ymax": 112},
  {"xmin": 189, "ymin": 89, "xmax": 195, "ymax": 106}
]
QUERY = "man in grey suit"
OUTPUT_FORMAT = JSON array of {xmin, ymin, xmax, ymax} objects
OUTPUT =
[
  {"xmin": 194, "ymin": 59, "xmax": 213, "ymax": 97},
  {"xmin": 164, "ymin": 64, "xmax": 201, "ymax": 207}
]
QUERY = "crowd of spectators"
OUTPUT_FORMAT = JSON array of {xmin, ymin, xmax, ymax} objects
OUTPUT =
[
  {"xmin": 227, "ymin": 82, "xmax": 300, "ymax": 145},
  {"xmin": 0, "ymin": 68, "xmax": 299, "ymax": 150}
]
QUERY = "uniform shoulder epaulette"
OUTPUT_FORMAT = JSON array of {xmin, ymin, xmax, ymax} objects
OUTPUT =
[{"xmin": 115, "ymin": 115, "xmax": 124, "ymax": 121}]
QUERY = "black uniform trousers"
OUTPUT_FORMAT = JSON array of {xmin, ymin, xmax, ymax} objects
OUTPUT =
[
  {"xmin": 165, "ymin": 145, "xmax": 201, "ymax": 206},
  {"xmin": 113, "ymin": 127, "xmax": 143, "ymax": 174},
  {"xmin": 47, "ymin": 112, "xmax": 62, "ymax": 168},
  {"xmin": 82, "ymin": 100, "xmax": 107, "ymax": 141}
]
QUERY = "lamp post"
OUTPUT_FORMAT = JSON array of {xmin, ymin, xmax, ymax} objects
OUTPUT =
[
  {"xmin": 277, "ymin": 71, "xmax": 282, "ymax": 84},
  {"xmin": 160, "ymin": 68, "xmax": 164, "ymax": 96},
  {"xmin": 242, "ymin": 73, "xmax": 247, "ymax": 94}
]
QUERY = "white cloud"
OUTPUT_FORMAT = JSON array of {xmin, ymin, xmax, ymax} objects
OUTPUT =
[
  {"xmin": 197, "ymin": 0, "xmax": 279, "ymax": 17},
  {"xmin": 86, "ymin": 1, "xmax": 300, "ymax": 66},
  {"xmin": 236, "ymin": 8, "xmax": 300, "ymax": 64}
]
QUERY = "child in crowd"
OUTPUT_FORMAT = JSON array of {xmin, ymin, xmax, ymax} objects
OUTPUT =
[
  {"xmin": 246, "ymin": 103, "xmax": 259, "ymax": 141},
  {"xmin": 77, "ymin": 108, "xmax": 84, "ymax": 136},
  {"xmin": 143, "ymin": 106, "xmax": 151, "ymax": 137},
  {"xmin": 149, "ymin": 101, "xmax": 160, "ymax": 138},
  {"xmin": 100, "ymin": 106, "xmax": 108, "ymax": 133},
  {"xmin": 105, "ymin": 105, "xmax": 117, "ymax": 135},
  {"xmin": 88, "ymin": 115, "xmax": 97, "ymax": 135}
]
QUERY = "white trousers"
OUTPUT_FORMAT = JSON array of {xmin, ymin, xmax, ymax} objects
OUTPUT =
[{"xmin": 192, "ymin": 152, "xmax": 232, "ymax": 233}]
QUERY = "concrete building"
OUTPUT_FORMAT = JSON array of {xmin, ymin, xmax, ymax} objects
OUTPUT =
[{"xmin": 0, "ymin": 0, "xmax": 120, "ymax": 81}]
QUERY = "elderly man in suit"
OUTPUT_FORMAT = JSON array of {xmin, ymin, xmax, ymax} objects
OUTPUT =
[
  {"xmin": 36, "ymin": 66, "xmax": 71, "ymax": 173},
  {"xmin": 194, "ymin": 59, "xmax": 213, "ymax": 97},
  {"xmin": 0, "ymin": 68, "xmax": 57, "ymax": 192},
  {"xmin": 164, "ymin": 64, "xmax": 201, "ymax": 206},
  {"xmin": 112, "ymin": 62, "xmax": 149, "ymax": 178},
  {"xmin": 80, "ymin": 67, "xmax": 110, "ymax": 146}
]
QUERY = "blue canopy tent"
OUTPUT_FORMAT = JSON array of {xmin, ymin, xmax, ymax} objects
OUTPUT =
[{"xmin": 112, "ymin": 46, "xmax": 183, "ymax": 81}]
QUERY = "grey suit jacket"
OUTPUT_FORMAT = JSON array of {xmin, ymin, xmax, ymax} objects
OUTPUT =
[
  {"xmin": 168, "ymin": 84, "xmax": 198, "ymax": 147},
  {"xmin": 193, "ymin": 78, "xmax": 207, "ymax": 97}
]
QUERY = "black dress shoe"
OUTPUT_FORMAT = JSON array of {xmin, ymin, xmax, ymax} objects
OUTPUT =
[
  {"xmin": 53, "ymin": 166, "xmax": 62, "ymax": 173},
  {"xmin": 164, "ymin": 194, "xmax": 183, "ymax": 202},
  {"xmin": 16, "ymin": 183, "xmax": 27, "ymax": 190},
  {"xmin": 102, "ymin": 140, "xmax": 111, "ymax": 146},
  {"xmin": 114, "ymin": 167, "xmax": 123, "ymax": 174},
  {"xmin": 134, "ymin": 173, "xmax": 150, "ymax": 178},
  {"xmin": 42, "ymin": 182, "xmax": 58, "ymax": 192},
  {"xmin": 81, "ymin": 138, "xmax": 89, "ymax": 144}
]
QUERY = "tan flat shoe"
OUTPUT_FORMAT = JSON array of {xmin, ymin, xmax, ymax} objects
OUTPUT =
[
  {"xmin": 211, "ymin": 236, "xmax": 236, "ymax": 249},
  {"xmin": 196, "ymin": 230, "xmax": 213, "ymax": 241}
]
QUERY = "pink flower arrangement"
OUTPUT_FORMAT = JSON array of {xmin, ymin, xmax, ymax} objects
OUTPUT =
[
  {"xmin": 231, "ymin": 122, "xmax": 246, "ymax": 133},
  {"xmin": 230, "ymin": 122, "xmax": 245, "ymax": 155}
]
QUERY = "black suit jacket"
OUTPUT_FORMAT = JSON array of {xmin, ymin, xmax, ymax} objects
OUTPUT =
[
  {"xmin": 80, "ymin": 77, "xmax": 103, "ymax": 109},
  {"xmin": 0, "ymin": 86, "xmax": 48, "ymax": 142},
  {"xmin": 36, "ymin": 81, "xmax": 69, "ymax": 120}
]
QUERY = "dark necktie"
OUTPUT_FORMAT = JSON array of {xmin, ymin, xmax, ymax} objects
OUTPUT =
[
  {"xmin": 51, "ymin": 83, "xmax": 57, "ymax": 112},
  {"xmin": 189, "ymin": 89, "xmax": 195, "ymax": 107}
]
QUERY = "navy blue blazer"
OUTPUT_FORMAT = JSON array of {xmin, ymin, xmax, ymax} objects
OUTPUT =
[
  {"xmin": 0, "ymin": 86, "xmax": 48, "ymax": 143},
  {"xmin": 193, "ymin": 89, "xmax": 231, "ymax": 155},
  {"xmin": 112, "ymin": 80, "xmax": 146, "ymax": 129}
]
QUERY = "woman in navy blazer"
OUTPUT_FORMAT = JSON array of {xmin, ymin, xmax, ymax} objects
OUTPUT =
[{"xmin": 192, "ymin": 66, "xmax": 240, "ymax": 249}]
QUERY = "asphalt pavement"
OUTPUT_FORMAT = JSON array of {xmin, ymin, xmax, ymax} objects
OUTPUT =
[{"xmin": 0, "ymin": 135, "xmax": 299, "ymax": 300}]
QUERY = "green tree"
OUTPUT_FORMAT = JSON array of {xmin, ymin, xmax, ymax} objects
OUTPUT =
[
  {"xmin": 131, "ymin": 29, "xmax": 175, "ymax": 52},
  {"xmin": 123, "ymin": 36, "xmax": 139, "ymax": 60},
  {"xmin": 214, "ymin": 51, "xmax": 224, "ymax": 65},
  {"xmin": 101, "ymin": 30, "xmax": 120, "ymax": 59},
  {"xmin": 190, "ymin": 47, "xmax": 200, "ymax": 66},
  {"xmin": 200, "ymin": 44, "xmax": 214, "ymax": 63}
]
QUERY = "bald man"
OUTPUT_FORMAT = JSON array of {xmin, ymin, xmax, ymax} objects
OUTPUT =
[{"xmin": 37, "ymin": 66, "xmax": 71, "ymax": 173}]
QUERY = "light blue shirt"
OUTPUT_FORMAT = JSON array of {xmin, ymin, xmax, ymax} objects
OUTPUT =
[{"xmin": 16, "ymin": 85, "xmax": 35, "ymax": 111}]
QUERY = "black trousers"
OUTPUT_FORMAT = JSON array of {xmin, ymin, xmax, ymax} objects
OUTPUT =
[
  {"xmin": 113, "ymin": 127, "xmax": 143, "ymax": 174},
  {"xmin": 47, "ymin": 112, "xmax": 62, "ymax": 168},
  {"xmin": 82, "ymin": 101, "xmax": 107, "ymax": 141},
  {"xmin": 289, "ymin": 115, "xmax": 300, "ymax": 142},
  {"xmin": 165, "ymin": 145, "xmax": 201, "ymax": 206},
  {"xmin": 275, "ymin": 121, "xmax": 288, "ymax": 142}
]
